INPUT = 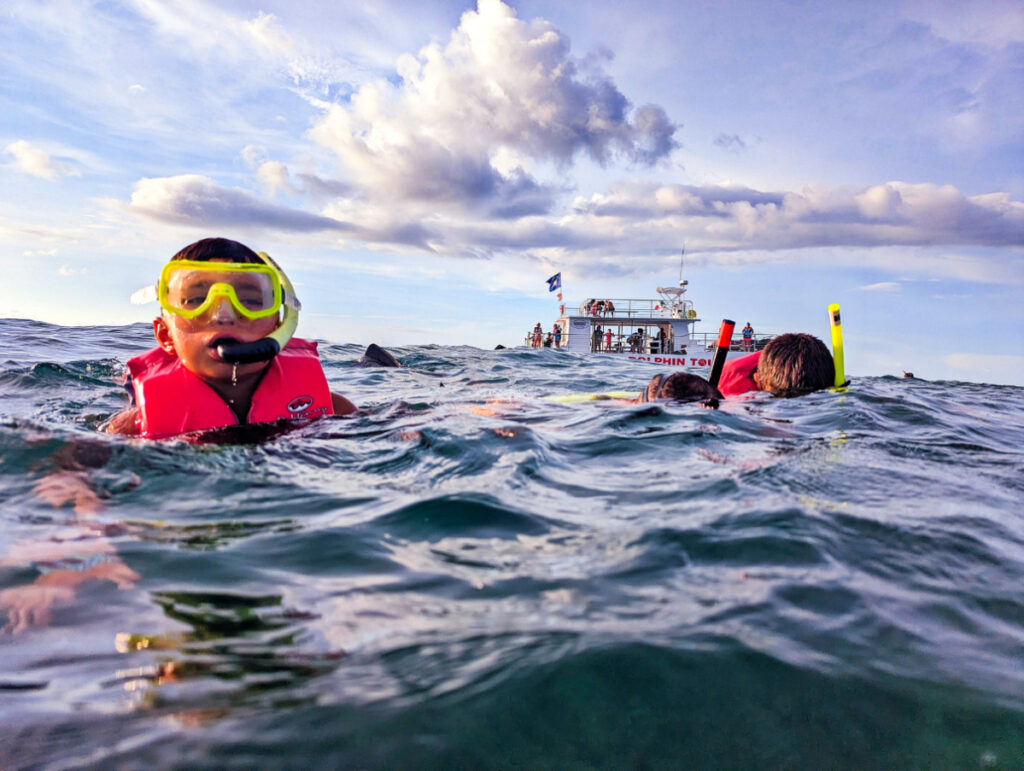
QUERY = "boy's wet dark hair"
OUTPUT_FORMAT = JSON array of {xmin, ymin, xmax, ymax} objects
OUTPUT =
[
  {"xmin": 171, "ymin": 237, "xmax": 263, "ymax": 264},
  {"xmin": 646, "ymin": 372, "xmax": 722, "ymax": 408},
  {"xmin": 756, "ymin": 333, "xmax": 835, "ymax": 395}
]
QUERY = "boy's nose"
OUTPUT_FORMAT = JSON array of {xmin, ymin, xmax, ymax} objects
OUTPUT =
[{"xmin": 210, "ymin": 296, "xmax": 239, "ymax": 322}]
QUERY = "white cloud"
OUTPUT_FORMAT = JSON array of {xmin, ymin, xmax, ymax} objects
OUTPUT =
[
  {"xmin": 569, "ymin": 180, "xmax": 1024, "ymax": 252},
  {"xmin": 944, "ymin": 352, "xmax": 1024, "ymax": 386},
  {"xmin": 307, "ymin": 0, "xmax": 677, "ymax": 211},
  {"xmin": 5, "ymin": 140, "xmax": 81, "ymax": 180},
  {"xmin": 257, "ymin": 161, "xmax": 297, "ymax": 195},
  {"xmin": 125, "ymin": 174, "xmax": 351, "ymax": 233},
  {"xmin": 241, "ymin": 145, "xmax": 269, "ymax": 169},
  {"xmin": 859, "ymin": 281, "xmax": 901, "ymax": 292}
]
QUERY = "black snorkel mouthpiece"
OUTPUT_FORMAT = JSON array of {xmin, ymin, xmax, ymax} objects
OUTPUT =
[{"xmin": 217, "ymin": 338, "xmax": 282, "ymax": 364}]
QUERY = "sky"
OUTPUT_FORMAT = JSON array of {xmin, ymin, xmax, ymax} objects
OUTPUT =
[{"xmin": 1, "ymin": 0, "xmax": 1022, "ymax": 384}]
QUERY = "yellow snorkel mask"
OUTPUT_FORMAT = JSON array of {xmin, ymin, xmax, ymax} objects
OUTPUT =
[{"xmin": 131, "ymin": 251, "xmax": 300, "ymax": 363}]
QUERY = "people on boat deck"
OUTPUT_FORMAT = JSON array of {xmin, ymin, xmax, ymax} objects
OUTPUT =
[
  {"xmin": 552, "ymin": 324, "xmax": 562, "ymax": 348},
  {"xmin": 741, "ymin": 322, "xmax": 754, "ymax": 351},
  {"xmin": 718, "ymin": 333, "xmax": 835, "ymax": 398},
  {"xmin": 604, "ymin": 328, "xmax": 612, "ymax": 351},
  {"xmin": 543, "ymin": 333, "xmax": 553, "ymax": 348},
  {"xmin": 103, "ymin": 237, "xmax": 357, "ymax": 439},
  {"xmin": 531, "ymin": 323, "xmax": 543, "ymax": 348},
  {"xmin": 603, "ymin": 300, "xmax": 615, "ymax": 317},
  {"xmin": 657, "ymin": 327, "xmax": 669, "ymax": 353},
  {"xmin": 592, "ymin": 324, "xmax": 603, "ymax": 352}
]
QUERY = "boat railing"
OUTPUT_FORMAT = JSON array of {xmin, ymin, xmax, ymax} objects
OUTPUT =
[
  {"xmin": 687, "ymin": 333, "xmax": 774, "ymax": 353},
  {"xmin": 577, "ymin": 298, "xmax": 694, "ymax": 319}
]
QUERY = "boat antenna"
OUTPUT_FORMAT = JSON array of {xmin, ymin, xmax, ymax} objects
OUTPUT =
[{"xmin": 679, "ymin": 245, "xmax": 685, "ymax": 286}]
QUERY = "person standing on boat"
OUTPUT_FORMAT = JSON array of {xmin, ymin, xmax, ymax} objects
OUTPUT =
[
  {"xmin": 741, "ymin": 323, "xmax": 754, "ymax": 351},
  {"xmin": 592, "ymin": 324, "xmax": 602, "ymax": 352},
  {"xmin": 552, "ymin": 324, "xmax": 562, "ymax": 348},
  {"xmin": 532, "ymin": 323, "xmax": 543, "ymax": 348},
  {"xmin": 604, "ymin": 328, "xmax": 612, "ymax": 351}
]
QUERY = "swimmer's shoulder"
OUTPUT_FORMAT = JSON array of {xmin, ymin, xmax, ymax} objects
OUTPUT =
[{"xmin": 331, "ymin": 392, "xmax": 358, "ymax": 416}]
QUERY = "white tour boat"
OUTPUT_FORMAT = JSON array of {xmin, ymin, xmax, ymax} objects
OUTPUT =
[{"xmin": 527, "ymin": 276, "xmax": 772, "ymax": 375}]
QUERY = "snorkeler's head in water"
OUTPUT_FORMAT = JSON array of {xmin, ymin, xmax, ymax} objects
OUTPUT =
[
  {"xmin": 756, "ymin": 333, "xmax": 835, "ymax": 396},
  {"xmin": 640, "ymin": 372, "xmax": 722, "ymax": 408}
]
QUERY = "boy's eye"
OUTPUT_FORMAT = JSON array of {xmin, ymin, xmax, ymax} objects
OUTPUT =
[
  {"xmin": 181, "ymin": 294, "xmax": 207, "ymax": 307},
  {"xmin": 238, "ymin": 293, "xmax": 266, "ymax": 309}
]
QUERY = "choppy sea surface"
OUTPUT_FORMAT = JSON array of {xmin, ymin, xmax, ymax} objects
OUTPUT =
[{"xmin": 1, "ymin": 317, "xmax": 1023, "ymax": 769}]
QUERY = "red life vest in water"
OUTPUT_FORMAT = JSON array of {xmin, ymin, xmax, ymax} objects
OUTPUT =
[
  {"xmin": 127, "ymin": 338, "xmax": 333, "ymax": 439},
  {"xmin": 718, "ymin": 351, "xmax": 761, "ymax": 397}
]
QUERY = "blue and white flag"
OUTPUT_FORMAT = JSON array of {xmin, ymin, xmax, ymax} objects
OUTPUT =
[{"xmin": 546, "ymin": 272, "xmax": 561, "ymax": 292}]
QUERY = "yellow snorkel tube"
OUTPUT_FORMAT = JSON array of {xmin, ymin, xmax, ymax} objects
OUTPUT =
[
  {"xmin": 215, "ymin": 251, "xmax": 299, "ymax": 364},
  {"xmin": 828, "ymin": 303, "xmax": 846, "ymax": 388}
]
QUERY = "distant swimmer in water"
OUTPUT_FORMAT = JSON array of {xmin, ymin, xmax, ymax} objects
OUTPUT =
[
  {"xmin": 103, "ymin": 237, "xmax": 358, "ymax": 439},
  {"xmin": 902, "ymin": 370, "xmax": 915, "ymax": 379},
  {"xmin": 716, "ymin": 333, "xmax": 835, "ymax": 398},
  {"xmin": 359, "ymin": 343, "xmax": 401, "ymax": 368}
]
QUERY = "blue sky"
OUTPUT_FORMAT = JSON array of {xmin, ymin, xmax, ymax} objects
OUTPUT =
[{"xmin": 2, "ymin": 0, "xmax": 1022, "ymax": 384}]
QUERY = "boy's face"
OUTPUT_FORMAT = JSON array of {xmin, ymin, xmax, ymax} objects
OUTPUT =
[{"xmin": 152, "ymin": 259, "xmax": 279, "ymax": 382}]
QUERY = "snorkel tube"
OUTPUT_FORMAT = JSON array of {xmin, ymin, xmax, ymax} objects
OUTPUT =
[
  {"xmin": 216, "ymin": 252, "xmax": 299, "ymax": 364},
  {"xmin": 707, "ymin": 319, "xmax": 735, "ymax": 388},
  {"xmin": 827, "ymin": 303, "xmax": 845, "ymax": 388}
]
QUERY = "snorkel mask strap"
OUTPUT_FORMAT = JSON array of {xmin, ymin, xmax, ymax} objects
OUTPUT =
[
  {"xmin": 216, "ymin": 252, "xmax": 300, "ymax": 364},
  {"xmin": 641, "ymin": 372, "xmax": 667, "ymax": 403}
]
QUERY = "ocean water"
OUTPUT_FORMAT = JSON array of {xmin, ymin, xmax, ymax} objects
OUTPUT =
[{"xmin": 1, "ymin": 317, "xmax": 1023, "ymax": 769}]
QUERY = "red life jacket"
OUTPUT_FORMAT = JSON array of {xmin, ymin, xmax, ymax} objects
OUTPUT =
[
  {"xmin": 127, "ymin": 337, "xmax": 334, "ymax": 439},
  {"xmin": 718, "ymin": 351, "xmax": 761, "ymax": 397}
]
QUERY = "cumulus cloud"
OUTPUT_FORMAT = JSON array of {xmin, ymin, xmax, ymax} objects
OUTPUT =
[
  {"xmin": 5, "ymin": 140, "xmax": 81, "ymax": 180},
  {"xmin": 124, "ymin": 175, "xmax": 435, "ymax": 248},
  {"xmin": 107, "ymin": 1, "xmax": 1022, "ymax": 271},
  {"xmin": 307, "ymin": 0, "xmax": 677, "ymax": 213},
  {"xmin": 568, "ymin": 180, "xmax": 1024, "ymax": 252},
  {"xmin": 126, "ymin": 175, "xmax": 352, "ymax": 233}
]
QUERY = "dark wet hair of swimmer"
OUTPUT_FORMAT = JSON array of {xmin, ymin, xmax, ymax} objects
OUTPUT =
[
  {"xmin": 757, "ymin": 332, "xmax": 835, "ymax": 396},
  {"xmin": 170, "ymin": 237, "xmax": 265, "ymax": 264},
  {"xmin": 641, "ymin": 372, "xmax": 722, "ymax": 408}
]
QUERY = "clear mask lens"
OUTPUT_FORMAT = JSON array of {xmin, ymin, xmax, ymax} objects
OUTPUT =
[{"xmin": 158, "ymin": 261, "xmax": 281, "ymax": 319}]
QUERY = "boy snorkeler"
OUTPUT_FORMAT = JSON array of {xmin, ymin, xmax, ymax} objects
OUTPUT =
[
  {"xmin": 717, "ymin": 332, "xmax": 835, "ymax": 397},
  {"xmin": 634, "ymin": 371, "xmax": 721, "ymax": 407},
  {"xmin": 104, "ymin": 238, "xmax": 356, "ymax": 438},
  {"xmin": 539, "ymin": 371, "xmax": 721, "ymax": 408}
]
